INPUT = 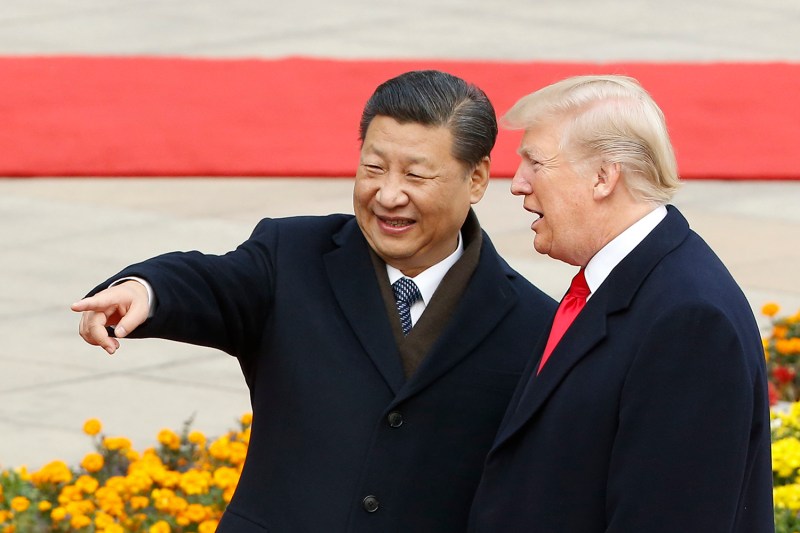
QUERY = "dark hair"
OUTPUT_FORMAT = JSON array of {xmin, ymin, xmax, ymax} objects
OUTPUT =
[{"xmin": 359, "ymin": 70, "xmax": 498, "ymax": 168}]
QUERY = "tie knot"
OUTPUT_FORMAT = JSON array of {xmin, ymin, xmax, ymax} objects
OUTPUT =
[
  {"xmin": 392, "ymin": 277, "xmax": 422, "ymax": 305},
  {"xmin": 568, "ymin": 269, "xmax": 591, "ymax": 299}
]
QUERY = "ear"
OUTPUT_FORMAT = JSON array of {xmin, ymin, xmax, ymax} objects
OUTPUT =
[
  {"xmin": 469, "ymin": 156, "xmax": 491, "ymax": 204},
  {"xmin": 593, "ymin": 161, "xmax": 622, "ymax": 200}
]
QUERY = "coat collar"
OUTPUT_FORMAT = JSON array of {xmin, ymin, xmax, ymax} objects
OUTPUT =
[
  {"xmin": 491, "ymin": 205, "xmax": 691, "ymax": 451},
  {"xmin": 396, "ymin": 227, "xmax": 519, "ymax": 402},
  {"xmin": 323, "ymin": 213, "xmax": 520, "ymax": 400},
  {"xmin": 324, "ymin": 218, "xmax": 406, "ymax": 394}
]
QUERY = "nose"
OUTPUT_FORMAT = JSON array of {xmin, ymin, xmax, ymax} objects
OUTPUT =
[
  {"xmin": 376, "ymin": 173, "xmax": 409, "ymax": 208},
  {"xmin": 510, "ymin": 166, "xmax": 532, "ymax": 196}
]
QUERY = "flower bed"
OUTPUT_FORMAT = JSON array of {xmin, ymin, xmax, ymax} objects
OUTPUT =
[
  {"xmin": 1, "ymin": 303, "xmax": 799, "ymax": 532},
  {"xmin": 764, "ymin": 303, "xmax": 800, "ymax": 404},
  {"xmin": 0, "ymin": 414, "xmax": 250, "ymax": 532}
]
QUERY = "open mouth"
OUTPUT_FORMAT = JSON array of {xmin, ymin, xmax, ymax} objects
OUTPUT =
[{"xmin": 378, "ymin": 216, "xmax": 415, "ymax": 230}]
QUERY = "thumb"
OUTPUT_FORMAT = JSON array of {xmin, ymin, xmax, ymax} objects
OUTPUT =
[{"xmin": 111, "ymin": 299, "xmax": 150, "ymax": 338}]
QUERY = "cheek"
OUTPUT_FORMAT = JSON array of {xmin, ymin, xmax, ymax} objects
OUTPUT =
[{"xmin": 353, "ymin": 180, "xmax": 376, "ymax": 205}]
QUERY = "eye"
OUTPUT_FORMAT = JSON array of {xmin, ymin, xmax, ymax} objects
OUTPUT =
[
  {"xmin": 362, "ymin": 163, "xmax": 385, "ymax": 174},
  {"xmin": 528, "ymin": 157, "xmax": 543, "ymax": 170},
  {"xmin": 406, "ymin": 170, "xmax": 434, "ymax": 180}
]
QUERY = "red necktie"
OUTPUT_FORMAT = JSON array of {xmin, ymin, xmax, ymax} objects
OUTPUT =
[{"xmin": 538, "ymin": 268, "xmax": 590, "ymax": 373}]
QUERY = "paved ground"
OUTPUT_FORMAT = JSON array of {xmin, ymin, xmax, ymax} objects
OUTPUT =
[{"xmin": 2, "ymin": 0, "xmax": 800, "ymax": 469}]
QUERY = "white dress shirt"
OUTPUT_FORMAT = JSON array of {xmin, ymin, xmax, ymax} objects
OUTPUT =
[
  {"xmin": 583, "ymin": 205, "xmax": 668, "ymax": 298},
  {"xmin": 386, "ymin": 232, "xmax": 464, "ymax": 327}
]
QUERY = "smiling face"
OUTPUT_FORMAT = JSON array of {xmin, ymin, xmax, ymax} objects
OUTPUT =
[
  {"xmin": 353, "ymin": 115, "xmax": 489, "ymax": 277},
  {"xmin": 509, "ymin": 120, "xmax": 602, "ymax": 267}
]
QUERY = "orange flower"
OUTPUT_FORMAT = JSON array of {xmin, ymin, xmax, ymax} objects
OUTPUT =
[
  {"xmin": 83, "ymin": 418, "xmax": 102, "ymax": 436},
  {"xmin": 183, "ymin": 503, "xmax": 208, "ymax": 523},
  {"xmin": 10, "ymin": 497, "xmax": 30, "ymax": 513},
  {"xmin": 130, "ymin": 496, "xmax": 149, "ymax": 510},
  {"xmin": 75, "ymin": 474, "xmax": 100, "ymax": 494},
  {"xmin": 81, "ymin": 452, "xmax": 104, "ymax": 473},
  {"xmin": 50, "ymin": 507, "xmax": 68, "ymax": 522},
  {"xmin": 157, "ymin": 429, "xmax": 181, "ymax": 451},
  {"xmin": 198, "ymin": 520, "xmax": 219, "ymax": 533},
  {"xmin": 102, "ymin": 436, "xmax": 132, "ymax": 451},
  {"xmin": 31, "ymin": 460, "xmax": 72, "ymax": 486},
  {"xmin": 149, "ymin": 520, "xmax": 171, "ymax": 533},
  {"xmin": 188, "ymin": 431, "xmax": 206, "ymax": 447},
  {"xmin": 70, "ymin": 513, "xmax": 91, "ymax": 529}
]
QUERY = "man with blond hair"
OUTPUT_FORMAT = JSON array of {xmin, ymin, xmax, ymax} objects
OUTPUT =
[{"xmin": 468, "ymin": 75, "xmax": 774, "ymax": 532}]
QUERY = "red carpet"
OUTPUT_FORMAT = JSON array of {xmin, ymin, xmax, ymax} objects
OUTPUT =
[{"xmin": 2, "ymin": 56, "xmax": 798, "ymax": 179}]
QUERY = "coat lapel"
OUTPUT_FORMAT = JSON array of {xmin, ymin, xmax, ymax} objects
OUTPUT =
[
  {"xmin": 324, "ymin": 219, "xmax": 406, "ymax": 394},
  {"xmin": 491, "ymin": 206, "xmax": 691, "ymax": 452},
  {"xmin": 396, "ymin": 235, "xmax": 518, "ymax": 401}
]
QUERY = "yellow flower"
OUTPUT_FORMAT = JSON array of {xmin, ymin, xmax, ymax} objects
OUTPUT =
[
  {"xmin": 94, "ymin": 511, "xmax": 116, "ymax": 528},
  {"xmin": 94, "ymin": 486, "xmax": 125, "ymax": 517},
  {"xmin": 38, "ymin": 500, "xmax": 52, "ymax": 512},
  {"xmin": 126, "ymin": 448, "xmax": 141, "ymax": 462},
  {"xmin": 188, "ymin": 431, "xmax": 206, "ymax": 446},
  {"xmin": 774, "ymin": 484, "xmax": 800, "ymax": 511},
  {"xmin": 70, "ymin": 513, "xmax": 92, "ymax": 529},
  {"xmin": 80, "ymin": 452, "xmax": 104, "ymax": 473},
  {"xmin": 75, "ymin": 474, "xmax": 100, "ymax": 494},
  {"xmin": 103, "ymin": 436, "xmax": 132, "ymax": 451},
  {"xmin": 65, "ymin": 499, "xmax": 96, "ymax": 517},
  {"xmin": 229, "ymin": 441, "xmax": 248, "ymax": 465},
  {"xmin": 31, "ymin": 460, "xmax": 72, "ymax": 486},
  {"xmin": 58, "ymin": 484, "xmax": 83, "ymax": 505},
  {"xmin": 157, "ymin": 429, "xmax": 181, "ymax": 451},
  {"xmin": 208, "ymin": 436, "xmax": 231, "ymax": 461},
  {"xmin": 240, "ymin": 412, "xmax": 253, "ymax": 427},
  {"xmin": 130, "ymin": 496, "xmax": 149, "ymax": 510},
  {"xmin": 773, "ymin": 437, "xmax": 800, "ymax": 478},
  {"xmin": 149, "ymin": 520, "xmax": 172, "ymax": 533},
  {"xmin": 10, "ymin": 496, "xmax": 30, "ymax": 513},
  {"xmin": 179, "ymin": 470, "xmax": 212, "ymax": 496},
  {"xmin": 182, "ymin": 503, "xmax": 208, "ymax": 523},
  {"xmin": 151, "ymin": 488, "xmax": 176, "ymax": 512},
  {"xmin": 50, "ymin": 506, "xmax": 68, "ymax": 522},
  {"xmin": 158, "ymin": 470, "xmax": 181, "ymax": 489},
  {"xmin": 125, "ymin": 469, "xmax": 154, "ymax": 495},
  {"xmin": 101, "ymin": 525, "xmax": 125, "ymax": 533},
  {"xmin": 83, "ymin": 418, "xmax": 102, "ymax": 436},
  {"xmin": 198, "ymin": 520, "xmax": 219, "ymax": 533},
  {"xmin": 213, "ymin": 466, "xmax": 240, "ymax": 489},
  {"xmin": 169, "ymin": 496, "xmax": 188, "ymax": 514}
]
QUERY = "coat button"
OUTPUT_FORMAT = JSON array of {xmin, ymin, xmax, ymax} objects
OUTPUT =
[
  {"xmin": 387, "ymin": 411, "xmax": 403, "ymax": 428},
  {"xmin": 362, "ymin": 495, "xmax": 380, "ymax": 513}
]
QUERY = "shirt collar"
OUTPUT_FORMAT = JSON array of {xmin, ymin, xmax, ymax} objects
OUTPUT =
[
  {"xmin": 584, "ymin": 205, "xmax": 668, "ymax": 295},
  {"xmin": 386, "ymin": 231, "xmax": 464, "ymax": 305}
]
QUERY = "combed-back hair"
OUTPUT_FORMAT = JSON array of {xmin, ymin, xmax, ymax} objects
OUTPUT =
[{"xmin": 359, "ymin": 70, "xmax": 498, "ymax": 168}]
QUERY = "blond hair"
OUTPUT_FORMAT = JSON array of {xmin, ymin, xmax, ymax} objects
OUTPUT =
[{"xmin": 503, "ymin": 75, "xmax": 680, "ymax": 203}]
